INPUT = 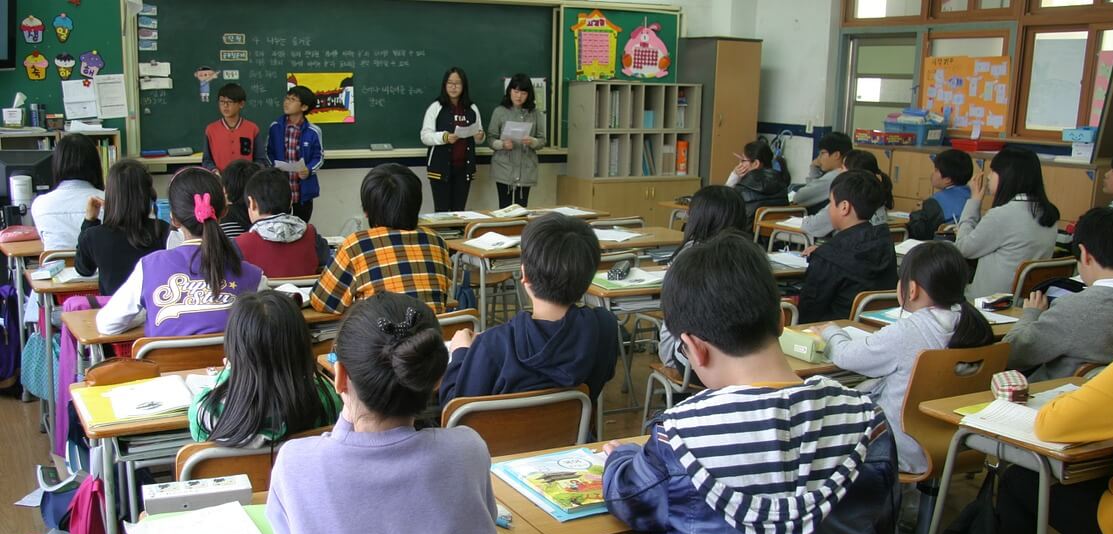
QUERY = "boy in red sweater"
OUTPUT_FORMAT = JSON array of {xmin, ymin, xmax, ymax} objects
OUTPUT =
[{"xmin": 235, "ymin": 168, "xmax": 329, "ymax": 278}]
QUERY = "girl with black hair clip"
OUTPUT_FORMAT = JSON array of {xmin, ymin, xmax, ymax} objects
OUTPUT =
[
  {"xmin": 818, "ymin": 240, "xmax": 993, "ymax": 475},
  {"xmin": 189, "ymin": 290, "xmax": 340, "ymax": 445},
  {"xmin": 421, "ymin": 66, "xmax": 486, "ymax": 212},
  {"xmin": 96, "ymin": 167, "xmax": 266, "ymax": 336},
  {"xmin": 956, "ymin": 146, "xmax": 1059, "ymax": 298},
  {"xmin": 266, "ymin": 293, "xmax": 498, "ymax": 534},
  {"xmin": 75, "ymin": 159, "xmax": 170, "ymax": 296},
  {"xmin": 488, "ymin": 73, "xmax": 547, "ymax": 208}
]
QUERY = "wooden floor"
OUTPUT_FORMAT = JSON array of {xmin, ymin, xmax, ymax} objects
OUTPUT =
[{"xmin": 1, "ymin": 342, "xmax": 981, "ymax": 534}]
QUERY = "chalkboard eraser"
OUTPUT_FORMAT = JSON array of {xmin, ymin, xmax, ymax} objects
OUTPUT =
[
  {"xmin": 167, "ymin": 147, "xmax": 194, "ymax": 157},
  {"xmin": 141, "ymin": 149, "xmax": 168, "ymax": 157},
  {"xmin": 370, "ymin": 143, "xmax": 394, "ymax": 151}
]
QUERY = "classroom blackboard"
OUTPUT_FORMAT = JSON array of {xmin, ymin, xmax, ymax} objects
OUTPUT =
[{"xmin": 138, "ymin": 0, "xmax": 553, "ymax": 152}]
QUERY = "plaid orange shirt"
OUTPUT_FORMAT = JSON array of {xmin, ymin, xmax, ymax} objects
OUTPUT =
[{"xmin": 310, "ymin": 227, "xmax": 452, "ymax": 314}]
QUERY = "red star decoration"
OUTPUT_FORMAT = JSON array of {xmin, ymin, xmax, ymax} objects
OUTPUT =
[{"xmin": 68, "ymin": 0, "xmax": 80, "ymax": 6}]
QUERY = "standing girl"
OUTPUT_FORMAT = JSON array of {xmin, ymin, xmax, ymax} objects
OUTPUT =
[
  {"xmin": 267, "ymin": 293, "xmax": 497, "ymax": 533},
  {"xmin": 488, "ymin": 73, "xmax": 546, "ymax": 208},
  {"xmin": 189, "ymin": 291, "xmax": 340, "ymax": 445},
  {"xmin": 75, "ymin": 159, "xmax": 170, "ymax": 296},
  {"xmin": 96, "ymin": 167, "xmax": 266, "ymax": 336},
  {"xmin": 956, "ymin": 146, "xmax": 1059, "ymax": 298},
  {"xmin": 421, "ymin": 67, "xmax": 485, "ymax": 212},
  {"xmin": 31, "ymin": 133, "xmax": 104, "ymax": 251},
  {"xmin": 819, "ymin": 240, "xmax": 993, "ymax": 474}
]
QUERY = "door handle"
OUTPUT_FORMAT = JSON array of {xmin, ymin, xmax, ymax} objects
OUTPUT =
[{"xmin": 893, "ymin": 165, "xmax": 900, "ymax": 183}]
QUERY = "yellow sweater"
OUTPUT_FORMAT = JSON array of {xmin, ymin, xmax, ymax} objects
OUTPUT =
[{"xmin": 1035, "ymin": 371, "xmax": 1113, "ymax": 533}]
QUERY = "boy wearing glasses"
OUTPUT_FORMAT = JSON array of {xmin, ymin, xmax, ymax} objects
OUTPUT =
[
  {"xmin": 201, "ymin": 83, "xmax": 267, "ymax": 173},
  {"xmin": 266, "ymin": 85, "xmax": 324, "ymax": 223}
]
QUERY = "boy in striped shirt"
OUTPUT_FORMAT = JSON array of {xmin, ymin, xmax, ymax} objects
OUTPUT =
[{"xmin": 602, "ymin": 231, "xmax": 899, "ymax": 534}]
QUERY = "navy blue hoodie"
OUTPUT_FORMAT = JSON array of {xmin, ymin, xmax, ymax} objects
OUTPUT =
[{"xmin": 438, "ymin": 306, "xmax": 618, "ymax": 407}]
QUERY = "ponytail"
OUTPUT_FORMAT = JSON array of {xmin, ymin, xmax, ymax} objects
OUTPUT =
[
  {"xmin": 899, "ymin": 241, "xmax": 993, "ymax": 349},
  {"xmin": 948, "ymin": 301, "xmax": 994, "ymax": 349},
  {"xmin": 168, "ymin": 168, "xmax": 242, "ymax": 298},
  {"xmin": 198, "ymin": 213, "xmax": 241, "ymax": 298}
]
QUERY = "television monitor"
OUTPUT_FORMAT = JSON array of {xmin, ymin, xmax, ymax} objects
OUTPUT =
[
  {"xmin": 0, "ymin": 0, "xmax": 14, "ymax": 70},
  {"xmin": 0, "ymin": 150, "xmax": 53, "ymax": 203}
]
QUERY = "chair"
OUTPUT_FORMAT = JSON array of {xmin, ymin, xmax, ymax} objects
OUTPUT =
[
  {"xmin": 780, "ymin": 300, "xmax": 800, "ymax": 326},
  {"xmin": 1010, "ymin": 257, "xmax": 1078, "ymax": 300},
  {"xmin": 1073, "ymin": 362, "xmax": 1108, "ymax": 379},
  {"xmin": 132, "ymin": 335, "xmax": 225, "ymax": 372},
  {"xmin": 454, "ymin": 220, "xmax": 529, "ymax": 327},
  {"xmin": 441, "ymin": 385, "xmax": 592, "ymax": 456},
  {"xmin": 438, "ymin": 308, "xmax": 480, "ymax": 339},
  {"xmin": 850, "ymin": 290, "xmax": 899, "ymax": 321},
  {"xmin": 589, "ymin": 217, "xmax": 645, "ymax": 229},
  {"xmin": 752, "ymin": 206, "xmax": 806, "ymax": 243},
  {"xmin": 890, "ymin": 226, "xmax": 909, "ymax": 243},
  {"xmin": 175, "ymin": 425, "xmax": 331, "ymax": 491},
  {"xmin": 900, "ymin": 342, "xmax": 1010, "ymax": 534},
  {"xmin": 40, "ymin": 249, "xmax": 77, "ymax": 267}
]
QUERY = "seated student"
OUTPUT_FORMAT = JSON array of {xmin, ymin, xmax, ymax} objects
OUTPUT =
[
  {"xmin": 724, "ymin": 140, "xmax": 790, "ymax": 233},
  {"xmin": 75, "ymin": 160, "xmax": 170, "ymax": 296},
  {"xmin": 31, "ymin": 133, "xmax": 104, "ymax": 251},
  {"xmin": 997, "ymin": 365, "xmax": 1113, "ymax": 534},
  {"xmin": 311, "ymin": 163, "xmax": 452, "ymax": 314},
  {"xmin": 802, "ymin": 149, "xmax": 893, "ymax": 239},
  {"xmin": 96, "ymin": 168, "xmax": 266, "ymax": 336},
  {"xmin": 235, "ymin": 168, "xmax": 329, "ymax": 278},
  {"xmin": 267, "ymin": 293, "xmax": 497, "ymax": 534},
  {"xmin": 189, "ymin": 290, "xmax": 340, "ymax": 445},
  {"xmin": 438, "ymin": 213, "xmax": 617, "ymax": 407},
  {"xmin": 956, "ymin": 146, "xmax": 1058, "ymax": 298},
  {"xmin": 1003, "ymin": 207, "xmax": 1113, "ymax": 380},
  {"xmin": 906, "ymin": 149, "xmax": 973, "ymax": 240},
  {"xmin": 792, "ymin": 131, "xmax": 850, "ymax": 215},
  {"xmin": 820, "ymin": 240, "xmax": 993, "ymax": 474},
  {"xmin": 798, "ymin": 170, "xmax": 898, "ymax": 323},
  {"xmin": 217, "ymin": 159, "xmax": 261, "ymax": 239},
  {"xmin": 602, "ymin": 231, "xmax": 899, "ymax": 534},
  {"xmin": 657, "ymin": 185, "xmax": 748, "ymax": 368}
]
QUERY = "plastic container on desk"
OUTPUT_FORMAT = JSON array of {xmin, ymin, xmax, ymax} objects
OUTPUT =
[{"xmin": 884, "ymin": 120, "xmax": 945, "ymax": 146}]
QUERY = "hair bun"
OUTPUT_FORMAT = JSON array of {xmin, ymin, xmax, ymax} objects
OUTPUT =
[{"xmin": 387, "ymin": 328, "xmax": 448, "ymax": 393}]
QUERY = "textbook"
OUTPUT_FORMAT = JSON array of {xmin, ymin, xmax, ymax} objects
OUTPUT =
[
  {"xmin": 30, "ymin": 259, "xmax": 64, "ymax": 280},
  {"xmin": 591, "ymin": 267, "xmax": 665, "ymax": 290},
  {"xmin": 490, "ymin": 204, "xmax": 529, "ymax": 218},
  {"xmin": 72, "ymin": 375, "xmax": 193, "ymax": 429},
  {"xmin": 53, "ymin": 266, "xmax": 97, "ymax": 284},
  {"xmin": 491, "ymin": 447, "xmax": 608, "ymax": 522},
  {"xmin": 960, "ymin": 399, "xmax": 1080, "ymax": 451},
  {"xmin": 463, "ymin": 232, "xmax": 521, "ymax": 251}
]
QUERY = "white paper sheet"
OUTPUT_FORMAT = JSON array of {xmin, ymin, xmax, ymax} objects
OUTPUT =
[
  {"xmin": 103, "ymin": 375, "xmax": 192, "ymax": 419},
  {"xmin": 184, "ymin": 374, "xmax": 217, "ymax": 396},
  {"xmin": 961, "ymin": 400, "xmax": 1075, "ymax": 451},
  {"xmin": 779, "ymin": 216, "xmax": 805, "ymax": 229},
  {"xmin": 768, "ymin": 251, "xmax": 808, "ymax": 269},
  {"xmin": 421, "ymin": 210, "xmax": 491, "ymax": 221},
  {"xmin": 94, "ymin": 74, "xmax": 128, "ymax": 120},
  {"xmin": 600, "ymin": 267, "xmax": 666, "ymax": 287},
  {"xmin": 978, "ymin": 309, "xmax": 1019, "ymax": 325},
  {"xmin": 61, "ymin": 79, "xmax": 98, "ymax": 119},
  {"xmin": 127, "ymin": 502, "xmax": 261, "ymax": 534},
  {"xmin": 463, "ymin": 232, "xmax": 521, "ymax": 250},
  {"xmin": 140, "ymin": 77, "xmax": 173, "ymax": 91},
  {"xmin": 546, "ymin": 206, "xmax": 592, "ymax": 217},
  {"xmin": 894, "ymin": 239, "xmax": 925, "ymax": 255},
  {"xmin": 500, "ymin": 120, "xmax": 532, "ymax": 141},
  {"xmin": 138, "ymin": 61, "xmax": 171, "ymax": 77},
  {"xmin": 273, "ymin": 159, "xmax": 308, "ymax": 174},
  {"xmin": 593, "ymin": 229, "xmax": 642, "ymax": 242},
  {"xmin": 453, "ymin": 122, "xmax": 482, "ymax": 139}
]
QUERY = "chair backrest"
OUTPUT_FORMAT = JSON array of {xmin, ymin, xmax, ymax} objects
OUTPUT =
[
  {"xmin": 40, "ymin": 249, "xmax": 76, "ymax": 267},
  {"xmin": 850, "ymin": 290, "xmax": 899, "ymax": 321},
  {"xmin": 266, "ymin": 275, "xmax": 321, "ymax": 288},
  {"xmin": 464, "ymin": 219, "xmax": 529, "ymax": 239},
  {"xmin": 132, "ymin": 335, "xmax": 225, "ymax": 372},
  {"xmin": 780, "ymin": 300, "xmax": 799, "ymax": 326},
  {"xmin": 1074, "ymin": 362, "xmax": 1108, "ymax": 379},
  {"xmin": 753, "ymin": 206, "xmax": 807, "ymax": 239},
  {"xmin": 1010, "ymin": 257, "xmax": 1077, "ymax": 299},
  {"xmin": 175, "ymin": 425, "xmax": 330, "ymax": 490},
  {"xmin": 590, "ymin": 217, "xmax": 645, "ymax": 229},
  {"xmin": 441, "ymin": 385, "xmax": 592, "ymax": 456},
  {"xmin": 901, "ymin": 342, "xmax": 1010, "ymax": 478},
  {"xmin": 890, "ymin": 227, "xmax": 909, "ymax": 243},
  {"xmin": 438, "ymin": 308, "xmax": 480, "ymax": 339}
]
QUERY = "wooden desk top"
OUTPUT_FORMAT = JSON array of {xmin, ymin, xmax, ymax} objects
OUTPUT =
[
  {"xmin": 756, "ymin": 217, "xmax": 908, "ymax": 233},
  {"xmin": 61, "ymin": 307, "xmax": 343, "ymax": 346},
  {"xmin": 69, "ymin": 368, "xmax": 203, "ymax": 440},
  {"xmin": 657, "ymin": 201, "xmax": 689, "ymax": 211},
  {"xmin": 28, "ymin": 276, "xmax": 99, "ymax": 294},
  {"xmin": 420, "ymin": 206, "xmax": 610, "ymax": 229},
  {"xmin": 858, "ymin": 306, "xmax": 1023, "ymax": 340},
  {"xmin": 0, "ymin": 239, "xmax": 43, "ymax": 259},
  {"xmin": 785, "ymin": 320, "xmax": 876, "ymax": 377},
  {"xmin": 492, "ymin": 436, "xmax": 646, "ymax": 534},
  {"xmin": 919, "ymin": 377, "xmax": 1113, "ymax": 463},
  {"xmin": 449, "ymin": 227, "xmax": 684, "ymax": 259}
]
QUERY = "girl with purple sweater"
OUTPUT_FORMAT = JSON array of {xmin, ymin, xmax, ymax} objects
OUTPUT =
[{"xmin": 267, "ymin": 293, "xmax": 497, "ymax": 534}]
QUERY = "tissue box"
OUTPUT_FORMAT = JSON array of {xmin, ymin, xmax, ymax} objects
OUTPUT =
[
  {"xmin": 1062, "ymin": 127, "xmax": 1098, "ymax": 144},
  {"xmin": 991, "ymin": 370, "xmax": 1029, "ymax": 404},
  {"xmin": 2, "ymin": 108, "xmax": 24, "ymax": 128}
]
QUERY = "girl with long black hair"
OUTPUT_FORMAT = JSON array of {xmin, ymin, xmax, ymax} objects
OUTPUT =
[{"xmin": 420, "ymin": 66, "xmax": 486, "ymax": 212}]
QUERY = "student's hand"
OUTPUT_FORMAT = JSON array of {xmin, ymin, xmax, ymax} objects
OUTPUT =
[
  {"xmin": 84, "ymin": 197, "xmax": 104, "ymax": 221},
  {"xmin": 296, "ymin": 168, "xmax": 310, "ymax": 179},
  {"xmin": 969, "ymin": 172, "xmax": 986, "ymax": 201},
  {"xmin": 1023, "ymin": 290, "xmax": 1049, "ymax": 311},
  {"xmin": 523, "ymin": 136, "xmax": 535, "ymax": 146},
  {"xmin": 602, "ymin": 439, "xmax": 625, "ymax": 456},
  {"xmin": 445, "ymin": 133, "xmax": 459, "ymax": 144},
  {"xmin": 801, "ymin": 245, "xmax": 819, "ymax": 257},
  {"xmin": 475, "ymin": 130, "xmax": 486, "ymax": 143},
  {"xmin": 449, "ymin": 328, "xmax": 476, "ymax": 352},
  {"xmin": 503, "ymin": 139, "xmax": 514, "ymax": 150},
  {"xmin": 733, "ymin": 162, "xmax": 747, "ymax": 176}
]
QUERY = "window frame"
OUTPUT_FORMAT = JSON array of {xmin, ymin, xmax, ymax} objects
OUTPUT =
[
  {"xmin": 931, "ymin": 0, "xmax": 1019, "ymax": 22},
  {"xmin": 843, "ymin": 0, "xmax": 927, "ymax": 27},
  {"xmin": 1013, "ymin": 24, "xmax": 1106, "ymax": 138}
]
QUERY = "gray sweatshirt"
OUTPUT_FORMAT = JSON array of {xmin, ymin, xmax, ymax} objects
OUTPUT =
[
  {"xmin": 1003, "ymin": 283, "xmax": 1113, "ymax": 381},
  {"xmin": 823, "ymin": 306, "xmax": 960, "ymax": 475},
  {"xmin": 487, "ymin": 105, "xmax": 546, "ymax": 188},
  {"xmin": 802, "ymin": 206, "xmax": 889, "ymax": 239},
  {"xmin": 793, "ymin": 168, "xmax": 842, "ymax": 208},
  {"xmin": 955, "ymin": 195, "xmax": 1057, "ymax": 299}
]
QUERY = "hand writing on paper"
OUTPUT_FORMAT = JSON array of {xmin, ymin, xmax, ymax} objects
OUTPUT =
[
  {"xmin": 449, "ymin": 328, "xmax": 476, "ymax": 352},
  {"xmin": 1023, "ymin": 290, "xmax": 1049, "ymax": 311},
  {"xmin": 85, "ymin": 196, "xmax": 103, "ymax": 221}
]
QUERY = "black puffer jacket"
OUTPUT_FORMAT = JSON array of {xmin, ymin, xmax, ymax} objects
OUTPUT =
[{"xmin": 732, "ymin": 167, "xmax": 790, "ymax": 233}]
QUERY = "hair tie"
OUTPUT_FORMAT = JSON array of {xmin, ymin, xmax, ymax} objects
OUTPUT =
[
  {"xmin": 376, "ymin": 307, "xmax": 421, "ymax": 340},
  {"xmin": 193, "ymin": 192, "xmax": 216, "ymax": 223}
]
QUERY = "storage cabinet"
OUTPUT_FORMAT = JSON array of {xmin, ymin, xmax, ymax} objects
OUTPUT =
[{"xmin": 559, "ymin": 176, "xmax": 700, "ymax": 228}]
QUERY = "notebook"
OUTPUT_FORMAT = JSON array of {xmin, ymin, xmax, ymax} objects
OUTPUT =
[
  {"xmin": 960, "ymin": 399, "xmax": 1080, "ymax": 451},
  {"xmin": 491, "ymin": 448, "xmax": 608, "ymax": 522},
  {"xmin": 463, "ymin": 232, "xmax": 521, "ymax": 251},
  {"xmin": 72, "ymin": 375, "xmax": 193, "ymax": 429}
]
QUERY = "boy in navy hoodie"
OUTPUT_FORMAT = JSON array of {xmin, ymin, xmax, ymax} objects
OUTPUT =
[
  {"xmin": 906, "ymin": 149, "xmax": 973, "ymax": 240},
  {"xmin": 438, "ymin": 213, "xmax": 617, "ymax": 407},
  {"xmin": 266, "ymin": 85, "xmax": 323, "ymax": 223}
]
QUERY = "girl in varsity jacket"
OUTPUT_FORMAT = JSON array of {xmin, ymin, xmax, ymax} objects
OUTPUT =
[{"xmin": 420, "ymin": 66, "xmax": 485, "ymax": 212}]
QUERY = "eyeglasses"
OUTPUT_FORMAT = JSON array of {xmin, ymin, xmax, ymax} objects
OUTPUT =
[
  {"xmin": 739, "ymin": 158, "xmax": 754, "ymax": 164},
  {"xmin": 446, "ymin": 81, "xmax": 462, "ymax": 87},
  {"xmin": 217, "ymin": 99, "xmax": 239, "ymax": 106}
]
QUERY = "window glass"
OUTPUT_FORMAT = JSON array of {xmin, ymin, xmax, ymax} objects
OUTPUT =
[
  {"xmin": 931, "ymin": 37, "xmax": 1005, "ymax": 57},
  {"xmin": 1025, "ymin": 31, "xmax": 1088, "ymax": 131},
  {"xmin": 1038, "ymin": 0, "xmax": 1091, "ymax": 6},
  {"xmin": 854, "ymin": 0, "xmax": 921, "ymax": 18}
]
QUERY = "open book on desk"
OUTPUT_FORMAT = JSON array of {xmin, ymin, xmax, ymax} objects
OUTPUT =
[
  {"xmin": 961, "ymin": 399, "xmax": 1081, "ymax": 451},
  {"xmin": 491, "ymin": 447, "xmax": 608, "ymax": 522},
  {"xmin": 72, "ymin": 375, "xmax": 193, "ymax": 429},
  {"xmin": 463, "ymin": 232, "xmax": 521, "ymax": 251}
]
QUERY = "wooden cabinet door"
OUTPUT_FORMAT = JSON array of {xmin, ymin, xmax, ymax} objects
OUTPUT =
[
  {"xmin": 891, "ymin": 151, "xmax": 933, "ymax": 200},
  {"xmin": 709, "ymin": 41, "xmax": 760, "ymax": 185},
  {"xmin": 646, "ymin": 179, "xmax": 701, "ymax": 227},
  {"xmin": 592, "ymin": 181, "xmax": 654, "ymax": 220},
  {"xmin": 1044, "ymin": 166, "xmax": 1096, "ymax": 224},
  {"xmin": 858, "ymin": 147, "xmax": 892, "ymax": 176}
]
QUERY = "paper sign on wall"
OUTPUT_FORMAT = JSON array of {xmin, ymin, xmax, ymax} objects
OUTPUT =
[
  {"xmin": 922, "ymin": 55, "xmax": 1010, "ymax": 134},
  {"xmin": 93, "ymin": 74, "xmax": 128, "ymax": 119}
]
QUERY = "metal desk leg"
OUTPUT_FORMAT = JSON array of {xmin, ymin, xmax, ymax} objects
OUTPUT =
[
  {"xmin": 103, "ymin": 438, "xmax": 118, "ymax": 534},
  {"xmin": 927, "ymin": 428, "xmax": 970, "ymax": 534},
  {"xmin": 11, "ymin": 256, "xmax": 27, "ymax": 347},
  {"xmin": 478, "ymin": 259, "xmax": 487, "ymax": 329},
  {"xmin": 1033, "ymin": 451, "xmax": 1053, "ymax": 534},
  {"xmin": 39, "ymin": 290, "xmax": 55, "ymax": 446}
]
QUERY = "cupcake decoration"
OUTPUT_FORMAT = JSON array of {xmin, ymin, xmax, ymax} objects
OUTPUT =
[
  {"xmin": 53, "ymin": 13, "xmax": 74, "ymax": 43},
  {"xmin": 21, "ymin": 15, "xmax": 45, "ymax": 44},
  {"xmin": 79, "ymin": 50, "xmax": 105, "ymax": 78},
  {"xmin": 55, "ymin": 53, "xmax": 76, "ymax": 80},
  {"xmin": 24, "ymin": 51, "xmax": 49, "ymax": 81}
]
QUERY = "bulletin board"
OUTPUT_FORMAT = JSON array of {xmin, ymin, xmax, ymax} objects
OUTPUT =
[{"xmin": 921, "ymin": 55, "xmax": 1010, "ymax": 134}]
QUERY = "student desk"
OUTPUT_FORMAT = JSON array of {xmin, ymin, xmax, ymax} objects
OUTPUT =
[
  {"xmin": 757, "ymin": 216, "xmax": 909, "ymax": 250},
  {"xmin": 921, "ymin": 377, "xmax": 1113, "ymax": 534},
  {"xmin": 858, "ymin": 305, "xmax": 1024, "ymax": 340},
  {"xmin": 1, "ymin": 238, "xmax": 44, "ymax": 348},
  {"xmin": 656, "ymin": 201, "xmax": 689, "ymax": 230},
  {"xmin": 419, "ymin": 206, "xmax": 610, "ymax": 230},
  {"xmin": 492, "ymin": 436, "xmax": 648, "ymax": 534}
]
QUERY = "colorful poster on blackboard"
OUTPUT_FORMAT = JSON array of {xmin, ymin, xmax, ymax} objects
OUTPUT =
[
  {"xmin": 571, "ymin": 10, "xmax": 620, "ymax": 81},
  {"xmin": 287, "ymin": 72, "xmax": 355, "ymax": 124},
  {"xmin": 921, "ymin": 55, "xmax": 1010, "ymax": 134},
  {"xmin": 621, "ymin": 20, "xmax": 671, "ymax": 79}
]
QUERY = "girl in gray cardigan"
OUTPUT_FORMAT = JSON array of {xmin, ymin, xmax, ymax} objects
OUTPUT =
[
  {"xmin": 820, "ymin": 241, "xmax": 993, "ymax": 475},
  {"xmin": 488, "ymin": 73, "xmax": 546, "ymax": 208},
  {"xmin": 956, "ymin": 147, "xmax": 1059, "ymax": 299}
]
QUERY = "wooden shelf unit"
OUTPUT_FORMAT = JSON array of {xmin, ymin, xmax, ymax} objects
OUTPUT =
[{"xmin": 561, "ymin": 81, "xmax": 702, "ymax": 227}]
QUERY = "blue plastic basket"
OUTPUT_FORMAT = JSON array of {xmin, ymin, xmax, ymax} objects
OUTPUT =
[
  {"xmin": 155, "ymin": 199, "xmax": 172, "ymax": 223},
  {"xmin": 884, "ymin": 120, "xmax": 945, "ymax": 146}
]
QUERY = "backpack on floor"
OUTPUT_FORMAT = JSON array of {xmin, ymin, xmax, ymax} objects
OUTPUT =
[{"xmin": 0, "ymin": 284, "xmax": 21, "ymax": 384}]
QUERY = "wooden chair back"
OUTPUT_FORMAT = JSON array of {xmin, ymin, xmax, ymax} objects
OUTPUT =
[
  {"xmin": 849, "ymin": 290, "xmax": 899, "ymax": 321},
  {"xmin": 753, "ymin": 206, "xmax": 806, "ymax": 240},
  {"xmin": 464, "ymin": 219, "xmax": 528, "ymax": 239},
  {"xmin": 590, "ymin": 217, "xmax": 645, "ymax": 229},
  {"xmin": 441, "ymin": 385, "xmax": 592, "ymax": 456},
  {"xmin": 900, "ymin": 342, "xmax": 1010, "ymax": 481},
  {"xmin": 132, "ymin": 335, "xmax": 225, "ymax": 372},
  {"xmin": 175, "ymin": 425, "xmax": 330, "ymax": 491},
  {"xmin": 890, "ymin": 227, "xmax": 909, "ymax": 243},
  {"xmin": 1010, "ymin": 258, "xmax": 1077, "ymax": 299},
  {"xmin": 40, "ymin": 249, "xmax": 76, "ymax": 267},
  {"xmin": 438, "ymin": 308, "xmax": 480, "ymax": 339}
]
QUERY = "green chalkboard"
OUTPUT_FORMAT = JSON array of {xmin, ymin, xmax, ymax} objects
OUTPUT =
[
  {"xmin": 138, "ymin": 0, "xmax": 553, "ymax": 152},
  {"xmin": 0, "ymin": 0, "xmax": 125, "ymax": 133}
]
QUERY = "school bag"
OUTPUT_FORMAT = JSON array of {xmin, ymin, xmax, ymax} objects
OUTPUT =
[
  {"xmin": 454, "ymin": 269, "xmax": 477, "ymax": 311},
  {"xmin": 0, "ymin": 284, "xmax": 21, "ymax": 384}
]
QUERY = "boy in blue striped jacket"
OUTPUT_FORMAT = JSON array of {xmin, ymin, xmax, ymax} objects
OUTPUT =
[{"xmin": 602, "ymin": 231, "xmax": 899, "ymax": 534}]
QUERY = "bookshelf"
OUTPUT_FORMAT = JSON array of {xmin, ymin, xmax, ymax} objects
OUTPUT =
[
  {"xmin": 560, "ymin": 82, "xmax": 702, "ymax": 227},
  {"xmin": 61, "ymin": 130, "xmax": 121, "ymax": 178},
  {"xmin": 0, "ymin": 131, "xmax": 57, "ymax": 151}
]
